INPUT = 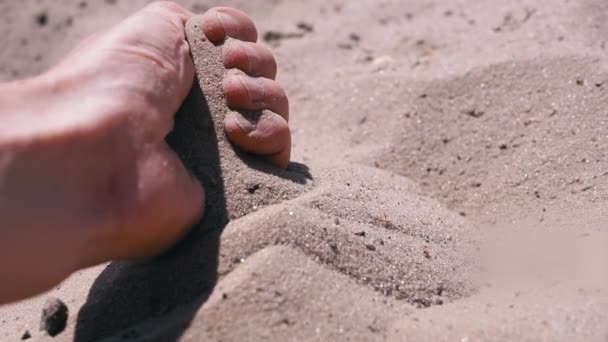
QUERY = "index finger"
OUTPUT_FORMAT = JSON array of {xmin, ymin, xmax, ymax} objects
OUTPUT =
[{"xmin": 201, "ymin": 7, "xmax": 258, "ymax": 44}]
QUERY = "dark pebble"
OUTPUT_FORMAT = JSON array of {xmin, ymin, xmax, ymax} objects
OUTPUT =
[
  {"xmin": 21, "ymin": 330, "xmax": 31, "ymax": 340},
  {"xmin": 35, "ymin": 13, "xmax": 48, "ymax": 27},
  {"xmin": 40, "ymin": 297, "xmax": 68, "ymax": 337},
  {"xmin": 247, "ymin": 183, "xmax": 261, "ymax": 194}
]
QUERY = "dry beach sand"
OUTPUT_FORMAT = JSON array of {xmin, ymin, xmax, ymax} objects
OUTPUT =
[{"xmin": 1, "ymin": 0, "xmax": 607, "ymax": 341}]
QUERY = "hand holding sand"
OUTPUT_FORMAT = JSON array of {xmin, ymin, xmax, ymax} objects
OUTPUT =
[{"xmin": 0, "ymin": 1, "xmax": 290, "ymax": 303}]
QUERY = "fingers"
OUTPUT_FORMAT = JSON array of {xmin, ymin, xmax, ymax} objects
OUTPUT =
[
  {"xmin": 201, "ymin": 7, "xmax": 258, "ymax": 43},
  {"xmin": 199, "ymin": 6, "xmax": 291, "ymax": 168},
  {"xmin": 223, "ymin": 75, "xmax": 292, "ymax": 168},
  {"xmin": 200, "ymin": 7, "xmax": 270, "ymax": 77},
  {"xmin": 223, "ymin": 39, "xmax": 277, "ymax": 79},
  {"xmin": 225, "ymin": 111, "xmax": 291, "ymax": 168},
  {"xmin": 223, "ymin": 75, "xmax": 289, "ymax": 121}
]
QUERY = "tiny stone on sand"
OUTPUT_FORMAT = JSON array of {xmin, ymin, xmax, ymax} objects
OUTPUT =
[{"xmin": 40, "ymin": 297, "xmax": 68, "ymax": 337}]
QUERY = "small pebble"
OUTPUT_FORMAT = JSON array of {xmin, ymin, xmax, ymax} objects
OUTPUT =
[
  {"xmin": 40, "ymin": 297, "xmax": 68, "ymax": 337},
  {"xmin": 246, "ymin": 183, "xmax": 261, "ymax": 194},
  {"xmin": 328, "ymin": 240, "xmax": 338, "ymax": 252},
  {"xmin": 296, "ymin": 22, "xmax": 314, "ymax": 32}
]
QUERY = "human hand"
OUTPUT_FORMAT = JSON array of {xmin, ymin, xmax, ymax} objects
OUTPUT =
[{"xmin": 0, "ymin": 1, "xmax": 290, "ymax": 303}]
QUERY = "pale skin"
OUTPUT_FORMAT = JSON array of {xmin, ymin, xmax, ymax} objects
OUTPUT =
[{"xmin": 0, "ymin": 1, "xmax": 290, "ymax": 304}]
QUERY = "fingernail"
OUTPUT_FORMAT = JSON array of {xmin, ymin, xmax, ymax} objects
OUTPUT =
[{"xmin": 217, "ymin": 11, "xmax": 239, "ymax": 34}]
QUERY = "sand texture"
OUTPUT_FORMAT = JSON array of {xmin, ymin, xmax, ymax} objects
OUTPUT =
[{"xmin": 1, "ymin": 0, "xmax": 607, "ymax": 341}]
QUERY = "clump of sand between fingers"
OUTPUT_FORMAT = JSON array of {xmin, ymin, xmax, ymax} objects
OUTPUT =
[{"xmin": 167, "ymin": 15, "xmax": 313, "ymax": 231}]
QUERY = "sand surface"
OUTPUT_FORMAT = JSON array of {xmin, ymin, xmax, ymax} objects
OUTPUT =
[{"xmin": 1, "ymin": 0, "xmax": 607, "ymax": 341}]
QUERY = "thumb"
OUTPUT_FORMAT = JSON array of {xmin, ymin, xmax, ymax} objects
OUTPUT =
[{"xmin": 104, "ymin": 143, "xmax": 205, "ymax": 261}]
